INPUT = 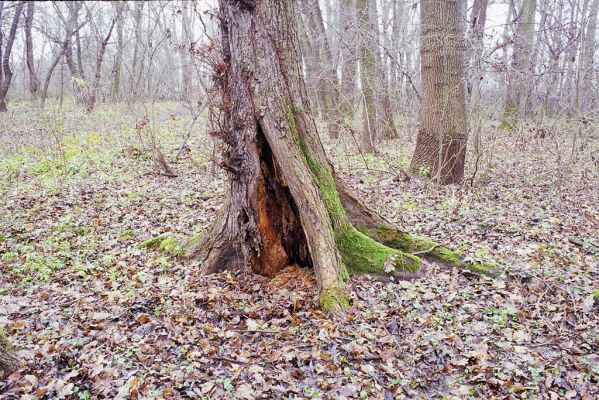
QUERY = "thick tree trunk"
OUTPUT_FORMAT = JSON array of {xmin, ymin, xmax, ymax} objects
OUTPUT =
[
  {"xmin": 189, "ymin": 0, "xmax": 498, "ymax": 313},
  {"xmin": 411, "ymin": 0, "xmax": 468, "ymax": 185},
  {"xmin": 0, "ymin": 2, "xmax": 23, "ymax": 112},
  {"xmin": 193, "ymin": 0, "xmax": 424, "ymax": 311}
]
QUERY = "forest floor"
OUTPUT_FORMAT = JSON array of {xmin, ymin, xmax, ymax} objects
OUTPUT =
[{"xmin": 1, "ymin": 101, "xmax": 598, "ymax": 399}]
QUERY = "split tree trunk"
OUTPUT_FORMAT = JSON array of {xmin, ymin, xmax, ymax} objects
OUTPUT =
[
  {"xmin": 411, "ymin": 0, "xmax": 468, "ymax": 185},
  {"xmin": 86, "ymin": 18, "xmax": 116, "ymax": 112},
  {"xmin": 192, "ymin": 0, "xmax": 497, "ymax": 312}
]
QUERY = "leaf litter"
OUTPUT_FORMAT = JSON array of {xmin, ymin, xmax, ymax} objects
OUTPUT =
[{"xmin": 0, "ymin": 104, "xmax": 597, "ymax": 399}]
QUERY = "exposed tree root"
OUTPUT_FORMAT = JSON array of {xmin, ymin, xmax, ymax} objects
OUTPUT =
[
  {"xmin": 335, "ymin": 178, "xmax": 501, "ymax": 277},
  {"xmin": 357, "ymin": 227, "xmax": 500, "ymax": 276}
]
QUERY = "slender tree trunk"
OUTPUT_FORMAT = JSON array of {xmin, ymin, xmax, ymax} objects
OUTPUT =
[
  {"xmin": 369, "ymin": 0, "xmax": 398, "ymax": 139},
  {"xmin": 63, "ymin": 1, "xmax": 87, "ymax": 105},
  {"xmin": 501, "ymin": 0, "xmax": 536, "ymax": 128},
  {"xmin": 581, "ymin": 0, "xmax": 599, "ymax": 111},
  {"xmin": 111, "ymin": 1, "xmax": 124, "ymax": 101},
  {"xmin": 301, "ymin": 0, "xmax": 341, "ymax": 138},
  {"xmin": 131, "ymin": 2, "xmax": 145, "ymax": 98},
  {"xmin": 0, "ymin": 2, "xmax": 23, "ymax": 112},
  {"xmin": 0, "ymin": 2, "xmax": 3, "ymax": 96},
  {"xmin": 339, "ymin": 0, "xmax": 357, "ymax": 119},
  {"xmin": 180, "ymin": 0, "xmax": 193, "ymax": 97},
  {"xmin": 24, "ymin": 1, "xmax": 39, "ymax": 101},
  {"xmin": 466, "ymin": 0, "xmax": 489, "ymax": 104},
  {"xmin": 411, "ymin": 0, "xmax": 468, "ymax": 185},
  {"xmin": 86, "ymin": 18, "xmax": 116, "ymax": 112},
  {"xmin": 467, "ymin": 0, "xmax": 489, "ymax": 168}
]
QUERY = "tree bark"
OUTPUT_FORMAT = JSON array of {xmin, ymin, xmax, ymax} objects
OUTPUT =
[
  {"xmin": 0, "ymin": 338, "xmax": 20, "ymax": 378},
  {"xmin": 339, "ymin": 0, "xmax": 358, "ymax": 119},
  {"xmin": 411, "ymin": 0, "xmax": 468, "ymax": 185},
  {"xmin": 581, "ymin": 0, "xmax": 599, "ymax": 111},
  {"xmin": 501, "ymin": 0, "xmax": 536, "ymax": 128},
  {"xmin": 63, "ymin": 1, "xmax": 87, "ymax": 105},
  {"xmin": 0, "ymin": 2, "xmax": 23, "ymax": 112},
  {"xmin": 356, "ymin": 0, "xmax": 378, "ymax": 152},
  {"xmin": 179, "ymin": 0, "xmax": 193, "ymax": 97},
  {"xmin": 192, "ymin": 0, "xmax": 426, "ymax": 312},
  {"xmin": 111, "ymin": 1, "xmax": 124, "ymax": 101},
  {"xmin": 86, "ymin": 17, "xmax": 116, "ymax": 112},
  {"xmin": 300, "ymin": 0, "xmax": 341, "ymax": 138},
  {"xmin": 369, "ymin": 0, "xmax": 398, "ymax": 140},
  {"xmin": 24, "ymin": 1, "xmax": 39, "ymax": 101}
]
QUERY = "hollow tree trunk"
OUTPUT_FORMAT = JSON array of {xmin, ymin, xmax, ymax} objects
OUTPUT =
[
  {"xmin": 411, "ymin": 0, "xmax": 468, "ymax": 185},
  {"xmin": 193, "ymin": 0, "xmax": 423, "ymax": 311},
  {"xmin": 0, "ymin": 2, "xmax": 23, "ymax": 112},
  {"xmin": 191, "ymin": 0, "xmax": 497, "ymax": 312}
]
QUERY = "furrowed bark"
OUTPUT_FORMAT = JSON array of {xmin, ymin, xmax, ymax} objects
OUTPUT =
[
  {"xmin": 0, "ymin": 337, "xmax": 20, "ymax": 378},
  {"xmin": 192, "ymin": 0, "xmax": 423, "ymax": 312},
  {"xmin": 411, "ymin": 0, "xmax": 468, "ymax": 185}
]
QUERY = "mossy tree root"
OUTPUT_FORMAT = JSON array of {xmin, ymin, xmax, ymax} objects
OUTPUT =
[
  {"xmin": 359, "ymin": 226, "xmax": 500, "ymax": 276},
  {"xmin": 338, "ymin": 227, "xmax": 421, "ymax": 275}
]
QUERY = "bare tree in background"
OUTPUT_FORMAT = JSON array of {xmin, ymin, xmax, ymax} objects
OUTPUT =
[
  {"xmin": 111, "ymin": 1, "xmax": 124, "ymax": 101},
  {"xmin": 0, "ymin": 1, "xmax": 23, "ymax": 112},
  {"xmin": 24, "ymin": 1, "xmax": 39, "ymax": 101},
  {"xmin": 501, "ymin": 0, "xmax": 536, "ymax": 129}
]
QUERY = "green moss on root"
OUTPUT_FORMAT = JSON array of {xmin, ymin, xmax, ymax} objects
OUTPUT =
[
  {"xmin": 359, "ymin": 226, "xmax": 500, "ymax": 276},
  {"xmin": 135, "ymin": 234, "xmax": 167, "ymax": 249},
  {"xmin": 338, "ymin": 227, "xmax": 420, "ymax": 274},
  {"xmin": 320, "ymin": 288, "xmax": 350, "ymax": 312},
  {"xmin": 136, "ymin": 234, "xmax": 190, "ymax": 258},
  {"xmin": 593, "ymin": 289, "xmax": 599, "ymax": 300},
  {"xmin": 284, "ymin": 103, "xmax": 422, "ymax": 277},
  {"xmin": 0, "ymin": 328, "xmax": 12, "ymax": 351}
]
